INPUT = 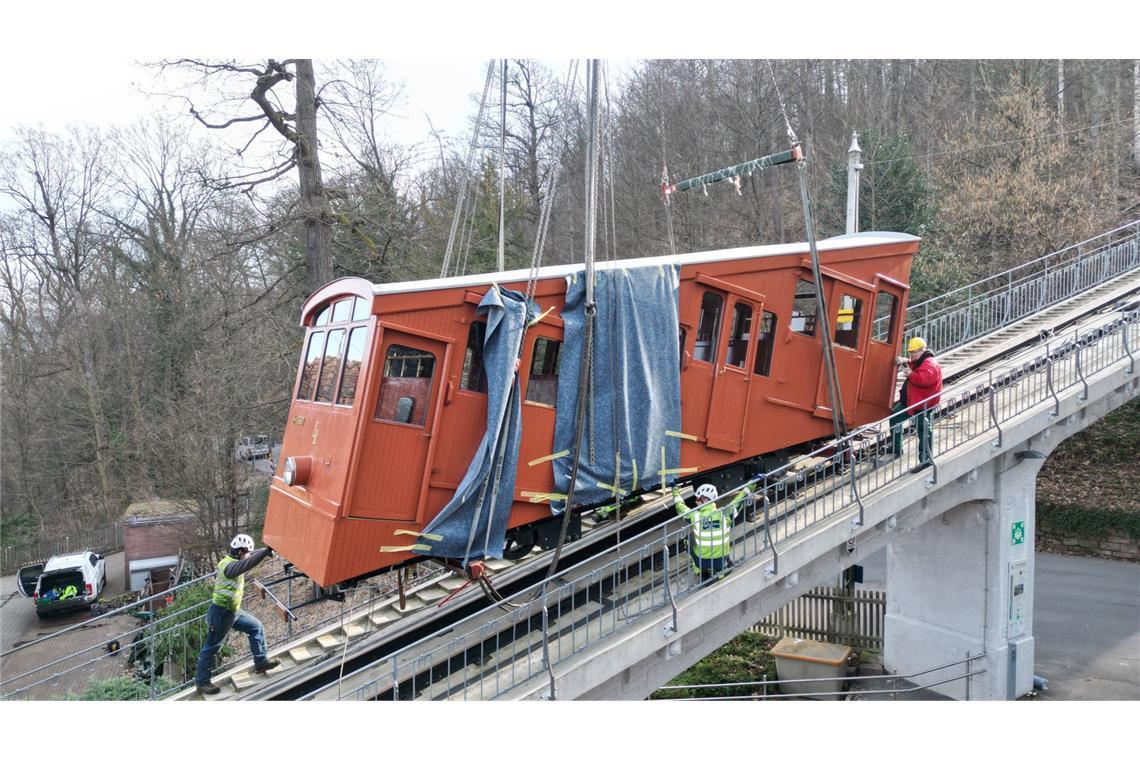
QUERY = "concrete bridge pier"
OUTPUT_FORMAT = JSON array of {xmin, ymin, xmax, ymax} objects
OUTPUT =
[{"xmin": 884, "ymin": 453, "xmax": 1047, "ymax": 700}]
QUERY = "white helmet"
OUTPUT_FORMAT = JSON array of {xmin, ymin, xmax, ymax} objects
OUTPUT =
[
  {"xmin": 695, "ymin": 484, "xmax": 719, "ymax": 502},
  {"xmin": 230, "ymin": 534, "xmax": 255, "ymax": 552}
]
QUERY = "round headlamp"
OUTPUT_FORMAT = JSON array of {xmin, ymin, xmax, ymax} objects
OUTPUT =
[{"xmin": 282, "ymin": 455, "xmax": 312, "ymax": 487}]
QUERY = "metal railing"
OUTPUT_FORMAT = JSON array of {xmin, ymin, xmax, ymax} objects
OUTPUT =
[
  {"xmin": 332, "ymin": 307, "xmax": 1137, "ymax": 701},
  {"xmin": 900, "ymin": 220, "xmax": 1139, "ymax": 356},
  {"xmin": 653, "ymin": 652, "xmax": 986, "ymax": 700}
]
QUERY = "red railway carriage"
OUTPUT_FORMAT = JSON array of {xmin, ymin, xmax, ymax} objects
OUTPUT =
[{"xmin": 263, "ymin": 231, "xmax": 919, "ymax": 587}]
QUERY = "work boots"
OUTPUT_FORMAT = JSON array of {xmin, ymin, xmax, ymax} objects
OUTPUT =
[
  {"xmin": 254, "ymin": 658, "xmax": 281, "ymax": 674},
  {"xmin": 196, "ymin": 681, "xmax": 220, "ymax": 696}
]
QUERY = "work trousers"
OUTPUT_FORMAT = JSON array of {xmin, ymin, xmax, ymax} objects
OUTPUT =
[
  {"xmin": 889, "ymin": 400, "xmax": 934, "ymax": 466},
  {"xmin": 689, "ymin": 548, "xmax": 730, "ymax": 583},
  {"xmin": 195, "ymin": 603, "xmax": 268, "ymax": 685}
]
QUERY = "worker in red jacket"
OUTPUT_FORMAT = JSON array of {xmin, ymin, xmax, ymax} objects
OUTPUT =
[{"xmin": 885, "ymin": 336, "xmax": 943, "ymax": 473}]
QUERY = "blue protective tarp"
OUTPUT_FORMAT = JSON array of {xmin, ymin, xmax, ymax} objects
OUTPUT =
[
  {"xmin": 552, "ymin": 264, "xmax": 683, "ymax": 510},
  {"xmin": 415, "ymin": 287, "xmax": 534, "ymax": 563}
]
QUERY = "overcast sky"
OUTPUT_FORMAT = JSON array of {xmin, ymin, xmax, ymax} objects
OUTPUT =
[{"xmin": 0, "ymin": 2, "xmax": 1128, "ymax": 151}]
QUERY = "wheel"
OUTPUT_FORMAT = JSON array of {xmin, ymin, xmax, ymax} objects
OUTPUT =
[{"xmin": 502, "ymin": 533, "xmax": 536, "ymax": 561}]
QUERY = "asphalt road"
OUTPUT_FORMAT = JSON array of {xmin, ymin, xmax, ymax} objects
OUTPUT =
[
  {"xmin": 1033, "ymin": 552, "xmax": 1140, "ymax": 700},
  {"xmin": 0, "ymin": 551, "xmax": 138, "ymax": 699}
]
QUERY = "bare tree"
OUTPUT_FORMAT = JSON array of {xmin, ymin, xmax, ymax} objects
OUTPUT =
[{"xmin": 164, "ymin": 58, "xmax": 332, "ymax": 294}]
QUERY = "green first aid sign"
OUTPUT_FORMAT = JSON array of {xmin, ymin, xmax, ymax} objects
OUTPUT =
[{"xmin": 1011, "ymin": 521, "xmax": 1025, "ymax": 545}]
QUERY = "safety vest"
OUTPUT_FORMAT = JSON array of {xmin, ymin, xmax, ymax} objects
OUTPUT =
[
  {"xmin": 674, "ymin": 488, "xmax": 750, "ymax": 559},
  {"xmin": 212, "ymin": 555, "xmax": 244, "ymax": 611}
]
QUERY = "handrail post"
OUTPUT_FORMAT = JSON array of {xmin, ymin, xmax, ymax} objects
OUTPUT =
[
  {"xmin": 1123, "ymin": 316, "xmax": 1135, "ymax": 375},
  {"xmin": 663, "ymin": 538, "xmax": 677, "ymax": 635},
  {"xmin": 541, "ymin": 591, "xmax": 556, "ymax": 700},
  {"xmin": 1046, "ymin": 341, "xmax": 1060, "ymax": 417},
  {"xmin": 988, "ymin": 371, "xmax": 1002, "ymax": 449},
  {"xmin": 846, "ymin": 439, "xmax": 865, "ymax": 527},
  {"xmin": 965, "ymin": 650, "xmax": 971, "ymax": 701},
  {"xmin": 1075, "ymin": 330, "xmax": 1088, "ymax": 402},
  {"xmin": 761, "ymin": 474, "xmax": 777, "ymax": 577}
]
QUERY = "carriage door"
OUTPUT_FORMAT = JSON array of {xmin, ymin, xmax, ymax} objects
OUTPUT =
[
  {"xmin": 816, "ymin": 282, "xmax": 870, "ymax": 422},
  {"xmin": 859, "ymin": 282, "xmax": 905, "ymax": 412},
  {"xmin": 352, "ymin": 330, "xmax": 446, "ymax": 521},
  {"xmin": 706, "ymin": 296, "xmax": 755, "ymax": 452}
]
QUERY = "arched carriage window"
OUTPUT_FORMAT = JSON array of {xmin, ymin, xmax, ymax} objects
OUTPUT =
[{"xmin": 296, "ymin": 295, "xmax": 372, "ymax": 404}]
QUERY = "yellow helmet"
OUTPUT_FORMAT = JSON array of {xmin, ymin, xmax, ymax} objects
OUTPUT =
[{"xmin": 906, "ymin": 337, "xmax": 927, "ymax": 353}]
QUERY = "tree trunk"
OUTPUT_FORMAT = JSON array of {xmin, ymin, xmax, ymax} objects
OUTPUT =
[
  {"xmin": 295, "ymin": 59, "xmax": 332, "ymax": 294},
  {"xmin": 1134, "ymin": 60, "xmax": 1140, "ymax": 168},
  {"xmin": 1057, "ymin": 59, "xmax": 1065, "ymax": 121}
]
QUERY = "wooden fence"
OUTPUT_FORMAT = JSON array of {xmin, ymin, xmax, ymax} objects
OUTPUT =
[{"xmin": 752, "ymin": 586, "xmax": 886, "ymax": 651}]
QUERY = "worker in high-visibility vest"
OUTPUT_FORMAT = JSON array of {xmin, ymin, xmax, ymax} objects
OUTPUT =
[
  {"xmin": 673, "ymin": 483, "xmax": 752, "ymax": 582},
  {"xmin": 194, "ymin": 534, "xmax": 279, "ymax": 696}
]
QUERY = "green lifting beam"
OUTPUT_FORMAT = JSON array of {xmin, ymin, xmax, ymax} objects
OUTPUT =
[{"xmin": 661, "ymin": 145, "xmax": 802, "ymax": 200}]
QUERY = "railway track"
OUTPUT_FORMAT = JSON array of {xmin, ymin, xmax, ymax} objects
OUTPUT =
[{"xmin": 172, "ymin": 267, "xmax": 1139, "ymax": 701}]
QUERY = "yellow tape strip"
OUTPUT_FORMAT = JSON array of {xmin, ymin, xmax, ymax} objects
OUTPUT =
[
  {"xmin": 528, "ymin": 450, "xmax": 570, "ymax": 467},
  {"xmin": 658, "ymin": 466, "xmax": 699, "ymax": 476},
  {"xmin": 595, "ymin": 481, "xmax": 626, "ymax": 497},
  {"xmin": 521, "ymin": 491, "xmax": 567, "ymax": 503},
  {"xmin": 528, "ymin": 305, "xmax": 556, "ymax": 327},
  {"xmin": 393, "ymin": 530, "xmax": 442, "ymax": 541},
  {"xmin": 666, "ymin": 430, "xmax": 699, "ymax": 442},
  {"xmin": 379, "ymin": 544, "xmax": 431, "ymax": 553}
]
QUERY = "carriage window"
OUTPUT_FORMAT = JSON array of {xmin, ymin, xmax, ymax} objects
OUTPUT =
[
  {"xmin": 526, "ymin": 337, "xmax": 561, "ymax": 406},
  {"xmin": 313, "ymin": 305, "xmax": 330, "ymax": 327},
  {"xmin": 754, "ymin": 311, "xmax": 777, "ymax": 377},
  {"xmin": 336, "ymin": 328, "xmax": 367, "ymax": 406},
  {"xmin": 332, "ymin": 298, "xmax": 352, "ymax": 323},
  {"xmin": 461, "ymin": 321, "xmax": 488, "ymax": 393},
  {"xmin": 873, "ymin": 291, "xmax": 899, "ymax": 344},
  {"xmin": 791, "ymin": 280, "xmax": 818, "ymax": 336},
  {"xmin": 679, "ymin": 327, "xmax": 687, "ymax": 369},
  {"xmin": 297, "ymin": 331, "xmax": 327, "ymax": 400},
  {"xmin": 375, "ymin": 345, "xmax": 436, "ymax": 426},
  {"xmin": 352, "ymin": 296, "xmax": 371, "ymax": 322},
  {"xmin": 315, "ymin": 329, "xmax": 346, "ymax": 402},
  {"xmin": 835, "ymin": 294, "xmax": 863, "ymax": 350},
  {"xmin": 725, "ymin": 302, "xmax": 753, "ymax": 368},
  {"xmin": 694, "ymin": 291, "xmax": 723, "ymax": 363}
]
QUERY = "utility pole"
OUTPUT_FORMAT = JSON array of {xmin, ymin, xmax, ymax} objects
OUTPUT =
[
  {"xmin": 498, "ymin": 59, "xmax": 508, "ymax": 272},
  {"xmin": 845, "ymin": 132, "xmax": 863, "ymax": 235}
]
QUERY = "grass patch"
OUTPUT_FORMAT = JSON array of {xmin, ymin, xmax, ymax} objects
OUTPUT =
[
  {"xmin": 650, "ymin": 631, "xmax": 779, "ymax": 699},
  {"xmin": 1038, "ymin": 504, "xmax": 1140, "ymax": 539}
]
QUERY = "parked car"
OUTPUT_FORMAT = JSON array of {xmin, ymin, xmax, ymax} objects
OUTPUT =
[
  {"xmin": 235, "ymin": 435, "xmax": 271, "ymax": 461},
  {"xmin": 17, "ymin": 551, "xmax": 107, "ymax": 619}
]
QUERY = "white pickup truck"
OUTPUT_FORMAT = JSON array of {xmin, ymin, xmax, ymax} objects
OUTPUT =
[{"xmin": 17, "ymin": 551, "xmax": 107, "ymax": 619}]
